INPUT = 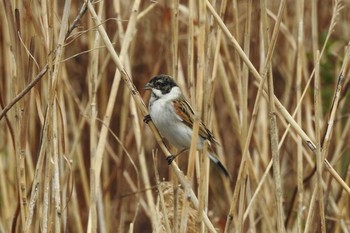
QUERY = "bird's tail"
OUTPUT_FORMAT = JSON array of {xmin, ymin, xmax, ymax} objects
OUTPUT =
[{"xmin": 208, "ymin": 153, "xmax": 230, "ymax": 178}]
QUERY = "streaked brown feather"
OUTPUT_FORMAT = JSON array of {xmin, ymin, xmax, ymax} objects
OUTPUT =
[{"xmin": 172, "ymin": 97, "xmax": 218, "ymax": 146}]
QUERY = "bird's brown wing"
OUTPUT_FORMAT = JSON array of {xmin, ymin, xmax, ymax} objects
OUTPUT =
[
  {"xmin": 172, "ymin": 97, "xmax": 218, "ymax": 145},
  {"xmin": 173, "ymin": 97, "xmax": 228, "ymax": 177}
]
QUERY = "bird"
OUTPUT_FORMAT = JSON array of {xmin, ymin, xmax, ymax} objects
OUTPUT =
[{"xmin": 144, "ymin": 74, "xmax": 229, "ymax": 177}]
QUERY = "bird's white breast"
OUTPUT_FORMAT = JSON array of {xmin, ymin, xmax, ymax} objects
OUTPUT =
[{"xmin": 149, "ymin": 87, "xmax": 203, "ymax": 149}]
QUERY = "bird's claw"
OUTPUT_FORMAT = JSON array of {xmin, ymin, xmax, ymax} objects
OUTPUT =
[
  {"xmin": 143, "ymin": 114, "xmax": 151, "ymax": 123},
  {"xmin": 166, "ymin": 155, "xmax": 176, "ymax": 165}
]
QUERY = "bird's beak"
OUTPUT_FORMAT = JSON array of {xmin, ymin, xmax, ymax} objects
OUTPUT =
[{"xmin": 144, "ymin": 82, "xmax": 152, "ymax": 90}]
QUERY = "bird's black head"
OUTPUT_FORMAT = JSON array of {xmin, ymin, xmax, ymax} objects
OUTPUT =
[{"xmin": 144, "ymin": 74, "xmax": 178, "ymax": 95}]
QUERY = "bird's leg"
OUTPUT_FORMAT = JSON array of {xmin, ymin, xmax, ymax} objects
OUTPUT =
[
  {"xmin": 143, "ymin": 114, "xmax": 152, "ymax": 123},
  {"xmin": 166, "ymin": 155, "xmax": 176, "ymax": 165},
  {"xmin": 166, "ymin": 148, "xmax": 188, "ymax": 165}
]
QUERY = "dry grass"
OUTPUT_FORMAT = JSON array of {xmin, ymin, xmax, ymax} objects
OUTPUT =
[{"xmin": 1, "ymin": 0, "xmax": 350, "ymax": 232}]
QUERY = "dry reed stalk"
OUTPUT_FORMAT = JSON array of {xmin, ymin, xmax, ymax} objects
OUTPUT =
[
  {"xmin": 180, "ymin": 2, "xmax": 196, "ymax": 232},
  {"xmin": 169, "ymin": 2, "xmax": 183, "ymax": 233},
  {"xmin": 66, "ymin": 106, "xmax": 90, "ymax": 205},
  {"xmin": 171, "ymin": 0, "xmax": 179, "ymax": 80},
  {"xmin": 0, "ymin": 0, "xmax": 89, "ymax": 122},
  {"xmin": 330, "ymin": 108, "xmax": 350, "ymax": 165},
  {"xmin": 218, "ymin": 41, "xmax": 241, "ymax": 133},
  {"xmin": 156, "ymin": 181, "xmax": 199, "ymax": 233},
  {"xmin": 27, "ymin": 1, "xmax": 89, "ymax": 231},
  {"xmin": 70, "ymin": 188, "xmax": 84, "ymax": 233},
  {"xmin": 240, "ymin": 0, "xmax": 252, "ymax": 148},
  {"xmin": 296, "ymin": 0, "xmax": 305, "ymax": 231},
  {"xmin": 231, "ymin": 0, "xmax": 242, "ymax": 104},
  {"xmin": 106, "ymin": 1, "xmax": 148, "ymax": 226},
  {"xmin": 211, "ymin": 4, "xmax": 252, "ymax": 228},
  {"xmin": 198, "ymin": 142, "xmax": 210, "ymax": 233},
  {"xmin": 183, "ymin": 118, "xmax": 200, "ymax": 233},
  {"xmin": 2, "ymin": 0, "xmax": 28, "ymax": 229},
  {"xmin": 225, "ymin": 0, "xmax": 287, "ymax": 230},
  {"xmin": 322, "ymin": 51, "xmax": 350, "ymax": 158},
  {"xmin": 208, "ymin": 0, "xmax": 350, "ymax": 199},
  {"xmin": 304, "ymin": 186, "xmax": 318, "ymax": 232},
  {"xmin": 1, "ymin": 1, "xmax": 350, "ymax": 232},
  {"xmin": 258, "ymin": 0, "xmax": 340, "ymax": 135},
  {"xmin": 52, "ymin": 102, "xmax": 61, "ymax": 233},
  {"xmin": 208, "ymin": 0, "xmax": 233, "ymax": 205},
  {"xmin": 314, "ymin": 50, "xmax": 326, "ymax": 232},
  {"xmin": 245, "ymin": 179, "xmax": 255, "ymax": 233},
  {"xmin": 87, "ymin": 0, "xmax": 102, "ymax": 231},
  {"xmin": 153, "ymin": 152, "xmax": 171, "ymax": 233},
  {"xmin": 207, "ymin": 0, "xmax": 314, "ymax": 151},
  {"xmin": 0, "ymin": 10, "xmax": 90, "ymax": 230},
  {"xmin": 50, "ymin": 1, "xmax": 71, "ymax": 231},
  {"xmin": 320, "ymin": 44, "xmax": 350, "ymax": 198},
  {"xmin": 187, "ymin": 0, "xmax": 195, "ymax": 105},
  {"xmin": 85, "ymin": 0, "xmax": 155, "ymax": 231},
  {"xmin": 86, "ymin": 2, "xmax": 218, "ymax": 232},
  {"xmin": 236, "ymin": 0, "xmax": 252, "ymax": 231},
  {"xmin": 271, "ymin": 2, "xmax": 347, "ymax": 227},
  {"xmin": 196, "ymin": 1, "xmax": 210, "ymax": 233},
  {"xmin": 57, "ymin": 82, "xmax": 68, "ymax": 231},
  {"xmin": 264, "ymin": 1, "xmax": 287, "ymax": 231},
  {"xmin": 130, "ymin": 96, "xmax": 155, "ymax": 224}
]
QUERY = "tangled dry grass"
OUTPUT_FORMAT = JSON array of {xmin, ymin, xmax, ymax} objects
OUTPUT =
[{"xmin": 0, "ymin": 0, "xmax": 350, "ymax": 232}]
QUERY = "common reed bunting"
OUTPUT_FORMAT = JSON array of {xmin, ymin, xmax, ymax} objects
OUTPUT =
[{"xmin": 144, "ymin": 74, "xmax": 229, "ymax": 177}]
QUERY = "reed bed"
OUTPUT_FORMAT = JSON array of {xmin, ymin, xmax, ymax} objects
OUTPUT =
[{"xmin": 0, "ymin": 0, "xmax": 350, "ymax": 232}]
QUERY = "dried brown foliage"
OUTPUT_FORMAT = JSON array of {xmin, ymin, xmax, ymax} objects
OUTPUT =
[{"xmin": 0, "ymin": 0, "xmax": 350, "ymax": 232}]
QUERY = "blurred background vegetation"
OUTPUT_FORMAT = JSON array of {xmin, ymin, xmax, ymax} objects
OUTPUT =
[{"xmin": 0, "ymin": 0, "xmax": 349, "ymax": 232}]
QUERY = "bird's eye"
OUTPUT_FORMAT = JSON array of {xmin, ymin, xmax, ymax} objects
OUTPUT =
[{"xmin": 156, "ymin": 81, "xmax": 164, "ymax": 87}]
